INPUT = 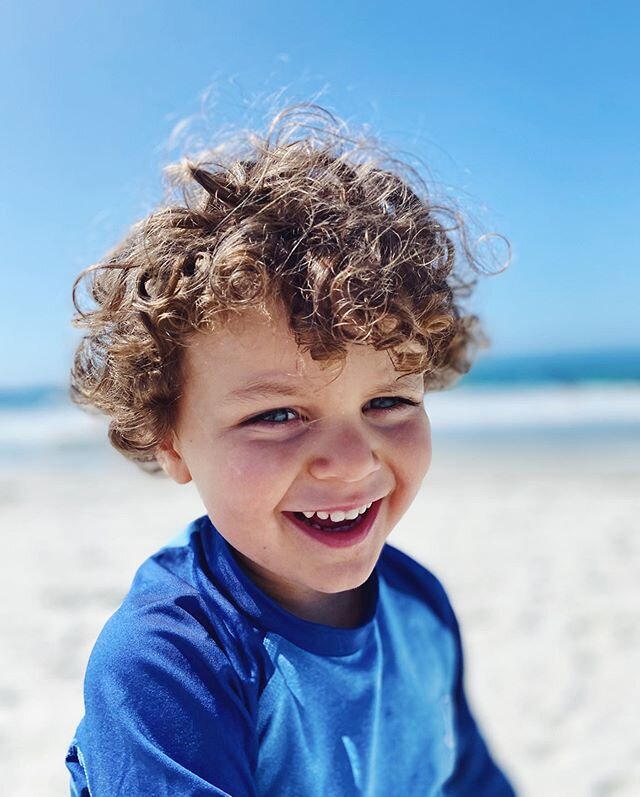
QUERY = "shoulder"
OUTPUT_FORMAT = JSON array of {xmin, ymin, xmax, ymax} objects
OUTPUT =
[
  {"xmin": 377, "ymin": 543, "xmax": 459, "ymax": 633},
  {"xmin": 73, "ymin": 528, "xmax": 266, "ymax": 795},
  {"xmin": 84, "ymin": 531, "xmax": 269, "ymax": 709}
]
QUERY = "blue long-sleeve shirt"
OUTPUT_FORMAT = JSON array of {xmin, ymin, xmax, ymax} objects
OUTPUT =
[{"xmin": 66, "ymin": 515, "xmax": 516, "ymax": 796}]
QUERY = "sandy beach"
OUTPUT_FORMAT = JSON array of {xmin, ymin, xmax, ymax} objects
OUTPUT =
[{"xmin": 1, "ymin": 424, "xmax": 638, "ymax": 796}]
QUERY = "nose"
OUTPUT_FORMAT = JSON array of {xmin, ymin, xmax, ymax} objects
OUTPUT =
[{"xmin": 307, "ymin": 418, "xmax": 381, "ymax": 483}]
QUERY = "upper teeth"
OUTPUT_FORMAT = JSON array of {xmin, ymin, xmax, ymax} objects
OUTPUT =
[{"xmin": 302, "ymin": 502, "xmax": 372, "ymax": 522}]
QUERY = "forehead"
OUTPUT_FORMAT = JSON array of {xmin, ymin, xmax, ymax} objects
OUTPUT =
[{"xmin": 182, "ymin": 306, "xmax": 419, "ymax": 395}]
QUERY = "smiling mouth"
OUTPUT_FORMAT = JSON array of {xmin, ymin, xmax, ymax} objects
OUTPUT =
[
  {"xmin": 281, "ymin": 499, "xmax": 384, "ymax": 548},
  {"xmin": 287, "ymin": 502, "xmax": 377, "ymax": 533}
]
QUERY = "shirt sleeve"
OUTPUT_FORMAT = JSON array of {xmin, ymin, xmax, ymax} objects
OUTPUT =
[
  {"xmin": 66, "ymin": 600, "xmax": 259, "ymax": 797},
  {"xmin": 443, "ymin": 612, "xmax": 517, "ymax": 796}
]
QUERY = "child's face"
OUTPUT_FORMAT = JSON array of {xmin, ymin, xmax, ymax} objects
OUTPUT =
[{"xmin": 158, "ymin": 304, "xmax": 432, "ymax": 625}]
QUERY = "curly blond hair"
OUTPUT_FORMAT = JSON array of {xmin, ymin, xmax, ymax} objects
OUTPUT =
[{"xmin": 71, "ymin": 104, "xmax": 496, "ymax": 470}]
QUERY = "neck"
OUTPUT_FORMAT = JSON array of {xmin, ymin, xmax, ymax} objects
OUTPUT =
[
  {"xmin": 232, "ymin": 549, "xmax": 366, "ymax": 628},
  {"xmin": 279, "ymin": 586, "xmax": 366, "ymax": 629}
]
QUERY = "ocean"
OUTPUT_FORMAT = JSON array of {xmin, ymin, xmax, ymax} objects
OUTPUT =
[{"xmin": 1, "ymin": 348, "xmax": 639, "ymax": 461}]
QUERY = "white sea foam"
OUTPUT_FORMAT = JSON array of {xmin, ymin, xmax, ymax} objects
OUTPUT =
[
  {"xmin": 0, "ymin": 405, "xmax": 108, "ymax": 448},
  {"xmin": 425, "ymin": 383, "xmax": 640, "ymax": 430}
]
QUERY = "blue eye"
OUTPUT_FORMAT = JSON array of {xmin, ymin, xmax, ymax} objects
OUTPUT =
[
  {"xmin": 246, "ymin": 397, "xmax": 420, "ymax": 427},
  {"xmin": 251, "ymin": 408, "xmax": 300, "ymax": 425},
  {"xmin": 368, "ymin": 396, "xmax": 419, "ymax": 411}
]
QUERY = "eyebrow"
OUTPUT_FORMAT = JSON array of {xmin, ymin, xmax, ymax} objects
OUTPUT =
[{"xmin": 224, "ymin": 373, "xmax": 422, "ymax": 404}]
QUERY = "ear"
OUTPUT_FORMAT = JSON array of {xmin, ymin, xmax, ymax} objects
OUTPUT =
[{"xmin": 156, "ymin": 432, "xmax": 192, "ymax": 484}]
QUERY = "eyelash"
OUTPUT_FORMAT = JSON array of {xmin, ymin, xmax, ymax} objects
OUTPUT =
[{"xmin": 245, "ymin": 397, "xmax": 421, "ymax": 427}]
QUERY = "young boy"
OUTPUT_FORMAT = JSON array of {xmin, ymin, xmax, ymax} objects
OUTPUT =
[{"xmin": 66, "ymin": 105, "xmax": 516, "ymax": 796}]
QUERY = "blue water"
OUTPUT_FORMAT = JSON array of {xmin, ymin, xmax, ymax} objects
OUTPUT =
[
  {"xmin": 460, "ymin": 347, "xmax": 640, "ymax": 388},
  {"xmin": 0, "ymin": 384, "xmax": 69, "ymax": 410}
]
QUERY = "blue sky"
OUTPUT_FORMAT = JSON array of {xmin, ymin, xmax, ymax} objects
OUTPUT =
[{"xmin": 1, "ymin": 0, "xmax": 638, "ymax": 386}]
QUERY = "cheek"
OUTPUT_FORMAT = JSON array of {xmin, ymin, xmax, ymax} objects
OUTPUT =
[
  {"xmin": 390, "ymin": 414, "xmax": 432, "ymax": 486},
  {"xmin": 222, "ymin": 438, "xmax": 298, "ymax": 508}
]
